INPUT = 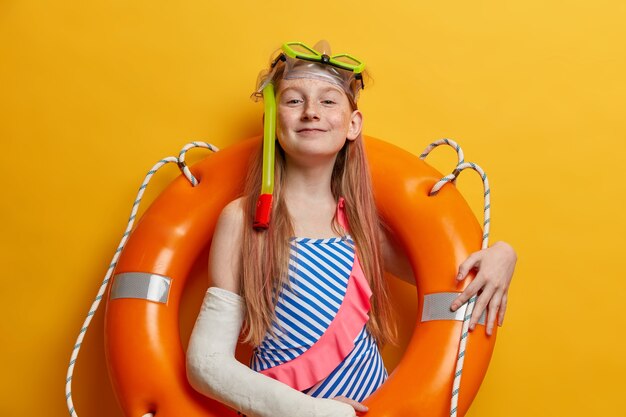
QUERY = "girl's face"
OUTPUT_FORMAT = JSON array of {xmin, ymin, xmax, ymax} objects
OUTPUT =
[{"xmin": 275, "ymin": 78, "xmax": 362, "ymax": 166}]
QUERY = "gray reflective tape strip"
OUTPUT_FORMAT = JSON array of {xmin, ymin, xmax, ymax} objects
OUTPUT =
[
  {"xmin": 421, "ymin": 292, "xmax": 486, "ymax": 325},
  {"xmin": 110, "ymin": 272, "xmax": 171, "ymax": 304}
]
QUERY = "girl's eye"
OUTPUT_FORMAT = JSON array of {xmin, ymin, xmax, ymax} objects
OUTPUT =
[{"xmin": 322, "ymin": 100, "xmax": 336, "ymax": 105}]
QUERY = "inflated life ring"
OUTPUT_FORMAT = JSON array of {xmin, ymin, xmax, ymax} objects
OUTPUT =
[{"xmin": 104, "ymin": 136, "xmax": 496, "ymax": 417}]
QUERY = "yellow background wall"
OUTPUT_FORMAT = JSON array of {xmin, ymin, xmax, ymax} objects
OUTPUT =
[{"xmin": 1, "ymin": 1, "xmax": 624, "ymax": 416}]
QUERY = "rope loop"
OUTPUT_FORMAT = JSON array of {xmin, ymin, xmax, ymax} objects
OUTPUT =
[
  {"xmin": 429, "ymin": 161, "xmax": 490, "ymax": 250},
  {"xmin": 419, "ymin": 138, "xmax": 465, "ymax": 167},
  {"xmin": 177, "ymin": 141, "xmax": 220, "ymax": 186},
  {"xmin": 66, "ymin": 142, "xmax": 219, "ymax": 417}
]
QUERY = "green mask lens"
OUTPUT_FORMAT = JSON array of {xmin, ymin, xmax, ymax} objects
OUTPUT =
[
  {"xmin": 269, "ymin": 42, "xmax": 366, "ymax": 90},
  {"xmin": 281, "ymin": 42, "xmax": 365, "ymax": 75}
]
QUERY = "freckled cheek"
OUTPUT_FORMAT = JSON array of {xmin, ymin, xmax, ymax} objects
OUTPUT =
[
  {"xmin": 328, "ymin": 114, "xmax": 351, "ymax": 131},
  {"xmin": 275, "ymin": 112, "xmax": 290, "ymax": 137},
  {"xmin": 276, "ymin": 114, "xmax": 301, "ymax": 143}
]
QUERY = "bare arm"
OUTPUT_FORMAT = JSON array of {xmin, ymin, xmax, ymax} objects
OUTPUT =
[
  {"xmin": 381, "ymin": 228, "xmax": 415, "ymax": 284},
  {"xmin": 208, "ymin": 198, "xmax": 245, "ymax": 293}
]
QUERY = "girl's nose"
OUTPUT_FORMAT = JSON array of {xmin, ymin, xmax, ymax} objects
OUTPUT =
[{"xmin": 301, "ymin": 102, "xmax": 320, "ymax": 121}]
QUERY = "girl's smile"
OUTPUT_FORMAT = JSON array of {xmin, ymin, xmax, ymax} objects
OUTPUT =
[{"xmin": 295, "ymin": 128, "xmax": 327, "ymax": 137}]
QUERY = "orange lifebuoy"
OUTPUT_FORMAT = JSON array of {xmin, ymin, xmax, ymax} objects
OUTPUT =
[{"xmin": 104, "ymin": 136, "xmax": 496, "ymax": 417}]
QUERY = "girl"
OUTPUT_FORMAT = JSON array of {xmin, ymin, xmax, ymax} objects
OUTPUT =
[{"xmin": 186, "ymin": 41, "xmax": 517, "ymax": 417}]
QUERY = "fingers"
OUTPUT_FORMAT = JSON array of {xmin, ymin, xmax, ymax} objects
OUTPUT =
[
  {"xmin": 450, "ymin": 278, "xmax": 481, "ymax": 311},
  {"xmin": 451, "ymin": 250, "xmax": 483, "ymax": 310},
  {"xmin": 484, "ymin": 290, "xmax": 503, "ymax": 336},
  {"xmin": 456, "ymin": 250, "xmax": 482, "ymax": 282},
  {"xmin": 452, "ymin": 244, "xmax": 514, "ymax": 334},
  {"xmin": 332, "ymin": 396, "xmax": 369, "ymax": 412},
  {"xmin": 468, "ymin": 285, "xmax": 494, "ymax": 331},
  {"xmin": 452, "ymin": 284, "xmax": 508, "ymax": 335},
  {"xmin": 498, "ymin": 294, "xmax": 508, "ymax": 326}
]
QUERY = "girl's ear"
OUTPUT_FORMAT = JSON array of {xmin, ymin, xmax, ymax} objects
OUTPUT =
[{"xmin": 347, "ymin": 110, "xmax": 363, "ymax": 141}]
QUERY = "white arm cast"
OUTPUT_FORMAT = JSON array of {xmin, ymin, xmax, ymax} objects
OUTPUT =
[{"xmin": 186, "ymin": 287, "xmax": 355, "ymax": 417}]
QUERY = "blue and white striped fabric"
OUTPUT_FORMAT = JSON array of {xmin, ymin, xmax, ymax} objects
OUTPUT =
[
  {"xmin": 250, "ymin": 235, "xmax": 387, "ymax": 402},
  {"xmin": 304, "ymin": 325, "xmax": 388, "ymax": 401}
]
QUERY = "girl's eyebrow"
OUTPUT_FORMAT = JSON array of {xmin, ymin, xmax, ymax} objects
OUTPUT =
[
  {"xmin": 319, "ymin": 86, "xmax": 343, "ymax": 95},
  {"xmin": 279, "ymin": 86, "xmax": 344, "ymax": 98},
  {"xmin": 278, "ymin": 87, "xmax": 301, "ymax": 95}
]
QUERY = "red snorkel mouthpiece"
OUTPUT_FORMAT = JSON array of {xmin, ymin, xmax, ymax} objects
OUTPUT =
[{"xmin": 254, "ymin": 193, "xmax": 273, "ymax": 229}]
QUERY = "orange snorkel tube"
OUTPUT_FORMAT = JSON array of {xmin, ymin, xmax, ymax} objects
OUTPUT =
[{"xmin": 253, "ymin": 83, "xmax": 275, "ymax": 229}]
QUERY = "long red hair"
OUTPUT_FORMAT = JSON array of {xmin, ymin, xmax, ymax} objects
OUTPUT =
[{"xmin": 239, "ymin": 132, "xmax": 397, "ymax": 347}]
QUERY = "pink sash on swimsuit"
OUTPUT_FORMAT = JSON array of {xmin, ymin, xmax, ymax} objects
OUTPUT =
[{"xmin": 259, "ymin": 198, "xmax": 373, "ymax": 391}]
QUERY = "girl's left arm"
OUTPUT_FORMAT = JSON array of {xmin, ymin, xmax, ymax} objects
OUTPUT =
[
  {"xmin": 450, "ymin": 241, "xmax": 517, "ymax": 336},
  {"xmin": 380, "ymin": 228, "xmax": 415, "ymax": 283},
  {"xmin": 381, "ymin": 231, "xmax": 517, "ymax": 336}
]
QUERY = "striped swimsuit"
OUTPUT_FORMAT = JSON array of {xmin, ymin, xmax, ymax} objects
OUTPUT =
[{"xmin": 250, "ymin": 199, "xmax": 387, "ymax": 402}]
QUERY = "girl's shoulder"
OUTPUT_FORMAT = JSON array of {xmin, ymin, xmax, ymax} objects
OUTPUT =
[
  {"xmin": 219, "ymin": 197, "xmax": 246, "ymax": 225},
  {"xmin": 209, "ymin": 197, "xmax": 246, "ymax": 293},
  {"xmin": 214, "ymin": 197, "xmax": 246, "ymax": 243}
]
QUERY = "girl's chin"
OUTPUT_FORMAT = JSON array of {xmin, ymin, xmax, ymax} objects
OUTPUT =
[{"xmin": 285, "ymin": 148, "xmax": 343, "ymax": 165}]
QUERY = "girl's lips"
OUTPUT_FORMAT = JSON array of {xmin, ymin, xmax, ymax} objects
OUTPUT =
[{"xmin": 297, "ymin": 128, "xmax": 326, "ymax": 133}]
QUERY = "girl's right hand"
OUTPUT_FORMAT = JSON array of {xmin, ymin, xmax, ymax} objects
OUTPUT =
[{"xmin": 332, "ymin": 396, "xmax": 369, "ymax": 413}]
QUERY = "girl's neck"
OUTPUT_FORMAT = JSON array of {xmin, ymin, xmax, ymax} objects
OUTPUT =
[
  {"xmin": 282, "ymin": 156, "xmax": 337, "ymax": 203},
  {"xmin": 282, "ymin": 156, "xmax": 340, "ymax": 238}
]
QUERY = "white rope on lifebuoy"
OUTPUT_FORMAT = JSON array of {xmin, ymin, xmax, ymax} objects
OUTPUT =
[
  {"xmin": 65, "ymin": 142, "xmax": 218, "ymax": 417},
  {"xmin": 419, "ymin": 138, "xmax": 465, "ymax": 166},
  {"xmin": 420, "ymin": 141, "xmax": 491, "ymax": 417},
  {"xmin": 178, "ymin": 141, "xmax": 220, "ymax": 186},
  {"xmin": 429, "ymin": 161, "xmax": 490, "ymax": 249}
]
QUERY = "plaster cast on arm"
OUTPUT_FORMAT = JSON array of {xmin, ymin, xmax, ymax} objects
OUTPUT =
[{"xmin": 186, "ymin": 287, "xmax": 355, "ymax": 417}]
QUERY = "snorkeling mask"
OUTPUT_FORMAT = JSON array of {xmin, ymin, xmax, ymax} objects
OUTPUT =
[{"xmin": 253, "ymin": 41, "xmax": 366, "ymax": 229}]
